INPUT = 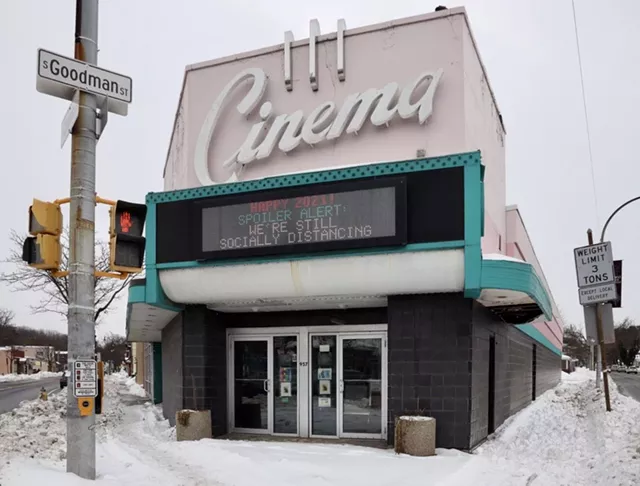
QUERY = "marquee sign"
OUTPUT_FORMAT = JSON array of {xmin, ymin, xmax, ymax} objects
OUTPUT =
[{"xmin": 194, "ymin": 177, "xmax": 407, "ymax": 260}]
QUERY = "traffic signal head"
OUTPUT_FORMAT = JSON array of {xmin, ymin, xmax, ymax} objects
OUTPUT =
[
  {"xmin": 109, "ymin": 200, "xmax": 147, "ymax": 274},
  {"xmin": 22, "ymin": 234, "xmax": 61, "ymax": 270},
  {"xmin": 23, "ymin": 199, "xmax": 62, "ymax": 271},
  {"xmin": 28, "ymin": 199, "xmax": 62, "ymax": 236}
]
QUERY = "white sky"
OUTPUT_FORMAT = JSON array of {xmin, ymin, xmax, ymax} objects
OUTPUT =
[{"xmin": 1, "ymin": 0, "xmax": 638, "ymax": 339}]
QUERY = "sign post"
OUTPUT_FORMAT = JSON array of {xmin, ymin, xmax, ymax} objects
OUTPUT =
[
  {"xmin": 573, "ymin": 231, "xmax": 615, "ymax": 411},
  {"xmin": 35, "ymin": 0, "xmax": 132, "ymax": 479}
]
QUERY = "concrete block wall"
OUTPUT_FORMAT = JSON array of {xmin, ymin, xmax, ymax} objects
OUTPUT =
[
  {"xmin": 161, "ymin": 314, "xmax": 183, "ymax": 426},
  {"xmin": 387, "ymin": 293, "xmax": 475, "ymax": 449},
  {"xmin": 470, "ymin": 302, "xmax": 561, "ymax": 449},
  {"xmin": 181, "ymin": 306, "xmax": 227, "ymax": 437}
]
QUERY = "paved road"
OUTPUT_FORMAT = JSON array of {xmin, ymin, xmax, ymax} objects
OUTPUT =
[
  {"xmin": 611, "ymin": 372, "xmax": 640, "ymax": 402},
  {"xmin": 0, "ymin": 377, "xmax": 61, "ymax": 414}
]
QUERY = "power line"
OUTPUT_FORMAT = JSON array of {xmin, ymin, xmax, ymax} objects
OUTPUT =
[{"xmin": 572, "ymin": 0, "xmax": 600, "ymax": 229}]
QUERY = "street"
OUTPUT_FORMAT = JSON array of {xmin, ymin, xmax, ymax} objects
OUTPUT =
[
  {"xmin": 611, "ymin": 372, "xmax": 640, "ymax": 402},
  {"xmin": 0, "ymin": 377, "xmax": 61, "ymax": 414}
]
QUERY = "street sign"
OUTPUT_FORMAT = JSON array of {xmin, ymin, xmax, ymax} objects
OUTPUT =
[
  {"xmin": 578, "ymin": 282, "xmax": 617, "ymax": 305},
  {"xmin": 61, "ymin": 90, "xmax": 79, "ymax": 148},
  {"xmin": 584, "ymin": 304, "xmax": 615, "ymax": 344},
  {"xmin": 73, "ymin": 359, "xmax": 97, "ymax": 398},
  {"xmin": 612, "ymin": 260, "xmax": 622, "ymax": 308},
  {"xmin": 573, "ymin": 242, "xmax": 615, "ymax": 289},
  {"xmin": 36, "ymin": 48, "xmax": 131, "ymax": 116}
]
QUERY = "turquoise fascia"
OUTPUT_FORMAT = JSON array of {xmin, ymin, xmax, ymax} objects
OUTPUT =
[
  {"xmin": 134, "ymin": 151, "xmax": 485, "ymax": 312},
  {"xmin": 480, "ymin": 259, "xmax": 553, "ymax": 321},
  {"xmin": 515, "ymin": 323, "xmax": 562, "ymax": 357},
  {"xmin": 480, "ymin": 258, "xmax": 560, "ymax": 356}
]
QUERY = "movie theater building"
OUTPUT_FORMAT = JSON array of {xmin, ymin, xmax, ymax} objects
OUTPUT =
[{"xmin": 126, "ymin": 7, "xmax": 563, "ymax": 450}]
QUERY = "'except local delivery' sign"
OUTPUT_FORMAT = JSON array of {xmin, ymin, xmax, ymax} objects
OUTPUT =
[
  {"xmin": 73, "ymin": 359, "xmax": 98, "ymax": 398},
  {"xmin": 199, "ymin": 179, "xmax": 406, "ymax": 258},
  {"xmin": 38, "ymin": 49, "xmax": 132, "ymax": 104}
]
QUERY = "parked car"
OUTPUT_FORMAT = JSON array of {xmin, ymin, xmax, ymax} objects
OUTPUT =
[
  {"xmin": 627, "ymin": 366, "xmax": 638, "ymax": 375},
  {"xmin": 60, "ymin": 370, "xmax": 70, "ymax": 388}
]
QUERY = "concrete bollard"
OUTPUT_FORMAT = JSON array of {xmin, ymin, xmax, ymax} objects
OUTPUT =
[
  {"xmin": 175, "ymin": 409, "xmax": 212, "ymax": 442},
  {"xmin": 394, "ymin": 416, "xmax": 436, "ymax": 456}
]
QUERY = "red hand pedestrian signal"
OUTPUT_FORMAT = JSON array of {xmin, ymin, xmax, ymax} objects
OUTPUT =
[{"xmin": 120, "ymin": 211, "xmax": 132, "ymax": 233}]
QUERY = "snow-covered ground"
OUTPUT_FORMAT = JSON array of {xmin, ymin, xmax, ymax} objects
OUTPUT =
[
  {"xmin": 0, "ymin": 371, "xmax": 61, "ymax": 382},
  {"xmin": 0, "ymin": 368, "xmax": 638, "ymax": 486}
]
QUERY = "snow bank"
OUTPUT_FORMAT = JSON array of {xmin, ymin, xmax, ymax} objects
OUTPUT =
[
  {"xmin": 0, "ymin": 371, "xmax": 61, "ymax": 383},
  {"xmin": 0, "ymin": 373, "xmax": 139, "ymax": 464},
  {"xmin": 1, "ymin": 367, "xmax": 639, "ymax": 486},
  {"xmin": 476, "ymin": 367, "xmax": 640, "ymax": 485}
]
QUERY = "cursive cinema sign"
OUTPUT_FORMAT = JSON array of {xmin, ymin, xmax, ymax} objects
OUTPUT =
[{"xmin": 194, "ymin": 67, "xmax": 444, "ymax": 185}]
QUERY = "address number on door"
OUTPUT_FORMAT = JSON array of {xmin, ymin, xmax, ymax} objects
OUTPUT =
[{"xmin": 299, "ymin": 362, "xmax": 308, "ymax": 367}]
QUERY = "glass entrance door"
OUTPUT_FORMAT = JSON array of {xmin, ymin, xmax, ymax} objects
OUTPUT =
[
  {"xmin": 231, "ymin": 335, "xmax": 299, "ymax": 435},
  {"xmin": 232, "ymin": 338, "xmax": 271, "ymax": 433},
  {"xmin": 338, "ymin": 335, "xmax": 386, "ymax": 439}
]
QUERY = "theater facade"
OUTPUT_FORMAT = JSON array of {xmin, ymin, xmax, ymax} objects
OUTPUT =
[{"xmin": 127, "ymin": 7, "xmax": 563, "ymax": 450}]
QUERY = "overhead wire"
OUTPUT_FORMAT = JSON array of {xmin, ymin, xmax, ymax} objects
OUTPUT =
[{"xmin": 571, "ymin": 0, "xmax": 600, "ymax": 229}]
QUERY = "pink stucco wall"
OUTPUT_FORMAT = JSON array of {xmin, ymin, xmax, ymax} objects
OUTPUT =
[
  {"xmin": 162, "ymin": 8, "xmax": 505, "ymax": 199},
  {"xmin": 505, "ymin": 207, "xmax": 563, "ymax": 349},
  {"xmin": 160, "ymin": 8, "xmax": 560, "ymax": 348}
]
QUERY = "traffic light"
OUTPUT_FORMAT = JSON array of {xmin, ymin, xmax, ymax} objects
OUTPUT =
[
  {"xmin": 109, "ymin": 200, "xmax": 147, "ymax": 273},
  {"xmin": 22, "ymin": 199, "xmax": 62, "ymax": 271}
]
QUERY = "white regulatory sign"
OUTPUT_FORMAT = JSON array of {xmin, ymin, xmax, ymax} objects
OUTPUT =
[
  {"xmin": 579, "ymin": 283, "xmax": 618, "ymax": 306},
  {"xmin": 573, "ymin": 242, "xmax": 615, "ymax": 289},
  {"xmin": 73, "ymin": 359, "xmax": 97, "ymax": 398}
]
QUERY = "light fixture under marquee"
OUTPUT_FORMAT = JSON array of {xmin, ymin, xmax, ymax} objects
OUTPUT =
[{"xmin": 193, "ymin": 19, "xmax": 445, "ymax": 187}]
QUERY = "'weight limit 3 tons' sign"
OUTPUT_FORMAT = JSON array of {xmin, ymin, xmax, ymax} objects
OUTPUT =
[{"xmin": 573, "ymin": 242, "xmax": 617, "ymax": 305}]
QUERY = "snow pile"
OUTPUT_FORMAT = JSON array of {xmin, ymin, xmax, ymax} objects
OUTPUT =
[
  {"xmin": 0, "ymin": 371, "xmax": 61, "ymax": 382},
  {"xmin": 0, "ymin": 389, "xmax": 67, "ymax": 461},
  {"xmin": 109, "ymin": 370, "xmax": 147, "ymax": 397},
  {"xmin": 1, "ymin": 367, "xmax": 639, "ymax": 486},
  {"xmin": 476, "ymin": 367, "xmax": 640, "ymax": 485},
  {"xmin": 0, "ymin": 373, "xmax": 140, "ymax": 463}
]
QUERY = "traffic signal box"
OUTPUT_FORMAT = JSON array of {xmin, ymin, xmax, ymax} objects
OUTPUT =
[
  {"xmin": 22, "ymin": 199, "xmax": 62, "ymax": 271},
  {"xmin": 109, "ymin": 200, "xmax": 147, "ymax": 274}
]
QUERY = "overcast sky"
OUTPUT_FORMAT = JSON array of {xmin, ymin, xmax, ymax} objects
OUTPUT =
[{"xmin": 0, "ymin": 0, "xmax": 638, "ymax": 340}]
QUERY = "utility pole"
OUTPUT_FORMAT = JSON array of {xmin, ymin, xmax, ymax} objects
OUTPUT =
[
  {"xmin": 587, "ymin": 229, "xmax": 611, "ymax": 411},
  {"xmin": 67, "ymin": 0, "xmax": 99, "ymax": 479}
]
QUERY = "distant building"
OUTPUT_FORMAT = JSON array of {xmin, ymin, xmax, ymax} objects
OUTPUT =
[{"xmin": 0, "ymin": 346, "xmax": 55, "ymax": 374}]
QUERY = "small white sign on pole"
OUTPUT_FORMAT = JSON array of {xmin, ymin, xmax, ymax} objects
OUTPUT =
[
  {"xmin": 60, "ymin": 90, "xmax": 80, "ymax": 148},
  {"xmin": 573, "ymin": 242, "xmax": 615, "ymax": 289},
  {"xmin": 578, "ymin": 283, "xmax": 618, "ymax": 306},
  {"xmin": 584, "ymin": 304, "xmax": 616, "ymax": 344},
  {"xmin": 73, "ymin": 359, "xmax": 98, "ymax": 398}
]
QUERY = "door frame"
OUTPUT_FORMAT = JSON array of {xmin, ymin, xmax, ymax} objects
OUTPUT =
[
  {"xmin": 227, "ymin": 335, "xmax": 273, "ymax": 435},
  {"xmin": 227, "ymin": 324, "xmax": 387, "ymax": 440},
  {"xmin": 337, "ymin": 332, "xmax": 388, "ymax": 440}
]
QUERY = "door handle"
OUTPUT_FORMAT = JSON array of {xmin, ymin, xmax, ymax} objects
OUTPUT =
[{"xmin": 263, "ymin": 379, "xmax": 270, "ymax": 392}]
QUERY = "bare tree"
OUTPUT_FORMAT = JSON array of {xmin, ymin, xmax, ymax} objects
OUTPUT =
[
  {"xmin": 0, "ymin": 307, "xmax": 14, "ymax": 328},
  {"xmin": 0, "ymin": 229, "xmax": 133, "ymax": 323}
]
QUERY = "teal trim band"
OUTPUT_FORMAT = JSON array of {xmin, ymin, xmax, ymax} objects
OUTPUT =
[
  {"xmin": 155, "ymin": 241, "xmax": 465, "ymax": 270},
  {"xmin": 128, "ymin": 284, "xmax": 146, "ymax": 304},
  {"xmin": 480, "ymin": 259, "xmax": 553, "ymax": 321},
  {"xmin": 146, "ymin": 151, "xmax": 482, "ymax": 204},
  {"xmin": 463, "ymin": 156, "xmax": 483, "ymax": 299},
  {"xmin": 516, "ymin": 323, "xmax": 562, "ymax": 357}
]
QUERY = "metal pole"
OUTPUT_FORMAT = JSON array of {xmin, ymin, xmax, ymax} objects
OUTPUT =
[
  {"xmin": 587, "ymin": 229, "xmax": 612, "ymax": 411},
  {"xmin": 67, "ymin": 0, "xmax": 99, "ymax": 479}
]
